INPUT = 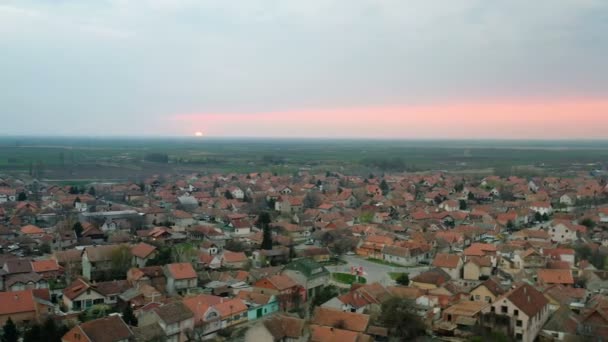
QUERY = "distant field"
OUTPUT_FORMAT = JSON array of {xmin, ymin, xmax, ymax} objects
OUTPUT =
[{"xmin": 0, "ymin": 137, "xmax": 606, "ymax": 181}]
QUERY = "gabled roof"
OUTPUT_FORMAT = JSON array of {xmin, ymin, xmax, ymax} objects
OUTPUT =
[
  {"xmin": 537, "ymin": 269, "xmax": 574, "ymax": 285},
  {"xmin": 503, "ymin": 284, "xmax": 548, "ymax": 317},
  {"xmin": 155, "ymin": 301, "xmax": 194, "ymax": 324},
  {"xmin": 62, "ymin": 316, "xmax": 133, "ymax": 342},
  {"xmin": 263, "ymin": 314, "xmax": 305, "ymax": 340},
  {"xmin": 312, "ymin": 307, "xmax": 370, "ymax": 333},
  {"xmin": 432, "ymin": 253, "xmax": 461, "ymax": 268},
  {"xmin": 31, "ymin": 259, "xmax": 61, "ymax": 273},
  {"xmin": 131, "ymin": 242, "xmax": 156, "ymax": 259},
  {"xmin": 0, "ymin": 289, "xmax": 37, "ymax": 316},
  {"xmin": 166, "ymin": 263, "xmax": 197, "ymax": 280}
]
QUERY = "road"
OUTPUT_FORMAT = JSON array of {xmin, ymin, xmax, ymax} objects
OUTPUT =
[{"xmin": 325, "ymin": 255, "xmax": 431, "ymax": 286}]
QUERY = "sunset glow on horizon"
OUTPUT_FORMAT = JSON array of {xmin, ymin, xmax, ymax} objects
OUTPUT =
[{"xmin": 170, "ymin": 97, "xmax": 608, "ymax": 139}]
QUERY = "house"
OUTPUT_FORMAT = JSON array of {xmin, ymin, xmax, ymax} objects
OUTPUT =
[
  {"xmin": 441, "ymin": 300, "xmax": 491, "ymax": 335},
  {"xmin": 548, "ymin": 222, "xmax": 578, "ymax": 243},
  {"xmin": 530, "ymin": 202, "xmax": 553, "ymax": 216},
  {"xmin": 463, "ymin": 256, "xmax": 493, "ymax": 281},
  {"xmin": 470, "ymin": 278, "xmax": 506, "ymax": 303},
  {"xmin": 229, "ymin": 186, "xmax": 245, "ymax": 200},
  {"xmin": 300, "ymin": 247, "xmax": 331, "ymax": 263},
  {"xmin": 139, "ymin": 301, "xmax": 194, "ymax": 342},
  {"xmin": 245, "ymin": 314, "xmax": 306, "ymax": 342},
  {"xmin": 537, "ymin": 269, "xmax": 574, "ymax": 286},
  {"xmin": 62, "ymin": 316, "xmax": 134, "ymax": 342},
  {"xmin": 82, "ymin": 245, "xmax": 128, "ymax": 280},
  {"xmin": 131, "ymin": 242, "xmax": 157, "ymax": 268},
  {"xmin": 281, "ymin": 258, "xmax": 330, "ymax": 299},
  {"xmin": 253, "ymin": 274, "xmax": 302, "ymax": 311},
  {"xmin": 20, "ymin": 224, "xmax": 45, "ymax": 238},
  {"xmin": 382, "ymin": 245, "xmax": 425, "ymax": 267},
  {"xmin": 323, "ymin": 283, "xmax": 392, "ymax": 314},
  {"xmin": 182, "ymin": 294, "xmax": 223, "ymax": 338},
  {"xmin": 214, "ymin": 298, "xmax": 249, "ymax": 328},
  {"xmin": 411, "ymin": 268, "xmax": 451, "ymax": 290},
  {"xmin": 31, "ymin": 259, "xmax": 63, "ymax": 280},
  {"xmin": 485, "ymin": 284, "xmax": 551, "ymax": 342},
  {"xmin": 172, "ymin": 210, "xmax": 195, "ymax": 229},
  {"xmin": 164, "ymin": 263, "xmax": 198, "ymax": 295},
  {"xmin": 62, "ymin": 278, "xmax": 107, "ymax": 312},
  {"xmin": 311, "ymin": 307, "xmax": 371, "ymax": 334},
  {"xmin": 237, "ymin": 290, "xmax": 279, "ymax": 321},
  {"xmin": 221, "ymin": 250, "xmax": 249, "ymax": 269},
  {"xmin": 0, "ymin": 289, "xmax": 53, "ymax": 325},
  {"xmin": 432, "ymin": 253, "xmax": 463, "ymax": 280}
]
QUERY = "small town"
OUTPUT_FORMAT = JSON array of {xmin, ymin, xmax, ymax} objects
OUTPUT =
[{"xmin": 0, "ymin": 170, "xmax": 607, "ymax": 341}]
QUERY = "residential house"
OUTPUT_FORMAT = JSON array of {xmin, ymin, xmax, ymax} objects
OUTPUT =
[
  {"xmin": 214, "ymin": 298, "xmax": 249, "ymax": 329},
  {"xmin": 164, "ymin": 263, "xmax": 198, "ymax": 296},
  {"xmin": 0, "ymin": 289, "xmax": 53, "ymax": 325},
  {"xmin": 131, "ymin": 242, "xmax": 157, "ymax": 268},
  {"xmin": 139, "ymin": 301, "xmax": 194, "ymax": 342},
  {"xmin": 463, "ymin": 256, "xmax": 493, "ymax": 281},
  {"xmin": 62, "ymin": 278, "xmax": 107, "ymax": 312},
  {"xmin": 237, "ymin": 290, "xmax": 279, "ymax": 321},
  {"xmin": 484, "ymin": 284, "xmax": 551, "ymax": 342},
  {"xmin": 432, "ymin": 253, "xmax": 463, "ymax": 280},
  {"xmin": 470, "ymin": 278, "xmax": 506, "ymax": 303},
  {"xmin": 537, "ymin": 269, "xmax": 574, "ymax": 287},
  {"xmin": 382, "ymin": 245, "xmax": 425, "ymax": 267},
  {"xmin": 245, "ymin": 314, "xmax": 305, "ymax": 342},
  {"xmin": 82, "ymin": 245, "xmax": 128, "ymax": 280},
  {"xmin": 221, "ymin": 250, "xmax": 249, "ymax": 269},
  {"xmin": 253, "ymin": 274, "xmax": 302, "ymax": 311},
  {"xmin": 62, "ymin": 316, "xmax": 134, "ymax": 342},
  {"xmin": 411, "ymin": 268, "xmax": 451, "ymax": 290},
  {"xmin": 281, "ymin": 258, "xmax": 330, "ymax": 299},
  {"xmin": 440, "ymin": 300, "xmax": 491, "ymax": 336},
  {"xmin": 548, "ymin": 222, "xmax": 578, "ymax": 243},
  {"xmin": 182, "ymin": 294, "xmax": 223, "ymax": 338}
]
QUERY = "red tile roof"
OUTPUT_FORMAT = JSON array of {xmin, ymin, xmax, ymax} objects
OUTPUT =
[{"xmin": 166, "ymin": 263, "xmax": 197, "ymax": 280}]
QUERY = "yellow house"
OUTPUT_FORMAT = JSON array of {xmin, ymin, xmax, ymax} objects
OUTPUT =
[{"xmin": 470, "ymin": 278, "xmax": 506, "ymax": 304}]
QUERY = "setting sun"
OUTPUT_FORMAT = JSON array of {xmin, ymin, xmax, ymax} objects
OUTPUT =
[{"xmin": 195, "ymin": 131, "xmax": 203, "ymax": 137}]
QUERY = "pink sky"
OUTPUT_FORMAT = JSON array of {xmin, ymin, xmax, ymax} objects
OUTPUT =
[{"xmin": 168, "ymin": 98, "xmax": 608, "ymax": 139}]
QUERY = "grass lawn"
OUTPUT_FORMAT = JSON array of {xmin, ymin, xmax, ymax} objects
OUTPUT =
[
  {"xmin": 366, "ymin": 258, "xmax": 405, "ymax": 268},
  {"xmin": 389, "ymin": 272, "xmax": 408, "ymax": 280},
  {"xmin": 332, "ymin": 273, "xmax": 367, "ymax": 285}
]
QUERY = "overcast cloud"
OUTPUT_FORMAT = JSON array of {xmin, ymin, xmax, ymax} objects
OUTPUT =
[{"xmin": 1, "ymin": 0, "xmax": 607, "ymax": 137}]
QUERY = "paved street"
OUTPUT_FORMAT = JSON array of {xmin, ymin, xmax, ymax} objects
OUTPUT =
[{"xmin": 325, "ymin": 255, "xmax": 431, "ymax": 286}]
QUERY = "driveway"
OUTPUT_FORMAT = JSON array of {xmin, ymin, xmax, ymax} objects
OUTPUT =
[{"xmin": 325, "ymin": 255, "xmax": 431, "ymax": 286}]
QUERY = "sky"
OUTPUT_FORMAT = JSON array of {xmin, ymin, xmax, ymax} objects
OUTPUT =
[{"xmin": 1, "ymin": 0, "xmax": 607, "ymax": 139}]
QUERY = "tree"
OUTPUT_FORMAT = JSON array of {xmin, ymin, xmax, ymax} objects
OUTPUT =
[
  {"xmin": 17, "ymin": 191, "xmax": 27, "ymax": 201},
  {"xmin": 88, "ymin": 186, "xmax": 96, "ymax": 196},
  {"xmin": 303, "ymin": 192, "xmax": 321, "ymax": 209},
  {"xmin": 171, "ymin": 243, "xmax": 198, "ymax": 263},
  {"xmin": 110, "ymin": 245, "xmax": 132, "ymax": 278},
  {"xmin": 454, "ymin": 183, "xmax": 464, "ymax": 192},
  {"xmin": 395, "ymin": 273, "xmax": 410, "ymax": 286},
  {"xmin": 69, "ymin": 186, "xmax": 79, "ymax": 194},
  {"xmin": 23, "ymin": 324, "xmax": 42, "ymax": 342},
  {"xmin": 224, "ymin": 190, "xmax": 234, "ymax": 200},
  {"xmin": 311, "ymin": 285, "xmax": 340, "ymax": 308},
  {"xmin": 581, "ymin": 218, "xmax": 596, "ymax": 229},
  {"xmin": 506, "ymin": 220, "xmax": 514, "ymax": 231},
  {"xmin": 380, "ymin": 179, "xmax": 390, "ymax": 195},
  {"xmin": 377, "ymin": 297, "xmax": 425, "ymax": 340},
  {"xmin": 2, "ymin": 318, "xmax": 19, "ymax": 342},
  {"xmin": 258, "ymin": 212, "xmax": 273, "ymax": 250},
  {"xmin": 146, "ymin": 246, "xmax": 172, "ymax": 266},
  {"xmin": 73, "ymin": 222, "xmax": 84, "ymax": 237},
  {"xmin": 542, "ymin": 213, "xmax": 549, "ymax": 221},
  {"xmin": 225, "ymin": 239, "xmax": 247, "ymax": 253},
  {"xmin": 123, "ymin": 305, "xmax": 138, "ymax": 327},
  {"xmin": 459, "ymin": 199, "xmax": 467, "ymax": 211},
  {"xmin": 534, "ymin": 212, "xmax": 542, "ymax": 222}
]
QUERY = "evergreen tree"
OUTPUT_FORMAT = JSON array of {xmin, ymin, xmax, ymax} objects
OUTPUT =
[
  {"xmin": 73, "ymin": 222, "xmax": 84, "ymax": 237},
  {"xmin": 380, "ymin": 179, "xmax": 389, "ymax": 195},
  {"xmin": 123, "ymin": 305, "xmax": 138, "ymax": 326},
  {"xmin": 17, "ymin": 191, "xmax": 27, "ymax": 201},
  {"xmin": 2, "ymin": 318, "xmax": 19, "ymax": 342},
  {"xmin": 258, "ymin": 212, "xmax": 273, "ymax": 250},
  {"xmin": 224, "ymin": 190, "xmax": 234, "ymax": 200},
  {"xmin": 459, "ymin": 199, "xmax": 467, "ymax": 211},
  {"xmin": 23, "ymin": 324, "xmax": 41, "ymax": 342},
  {"xmin": 88, "ymin": 186, "xmax": 96, "ymax": 196}
]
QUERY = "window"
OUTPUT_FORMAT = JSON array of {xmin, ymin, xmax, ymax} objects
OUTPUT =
[
  {"xmin": 475, "ymin": 295, "xmax": 480, "ymax": 300},
  {"xmin": 491, "ymin": 306, "xmax": 495, "ymax": 313},
  {"xmin": 447, "ymin": 314, "xmax": 452, "ymax": 322},
  {"xmin": 516, "ymin": 333, "xmax": 523, "ymax": 341},
  {"xmin": 516, "ymin": 320, "xmax": 522, "ymax": 327},
  {"xmin": 501, "ymin": 306, "xmax": 508, "ymax": 314},
  {"xmin": 485, "ymin": 296, "xmax": 491, "ymax": 303},
  {"xmin": 514, "ymin": 309, "xmax": 519, "ymax": 317}
]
